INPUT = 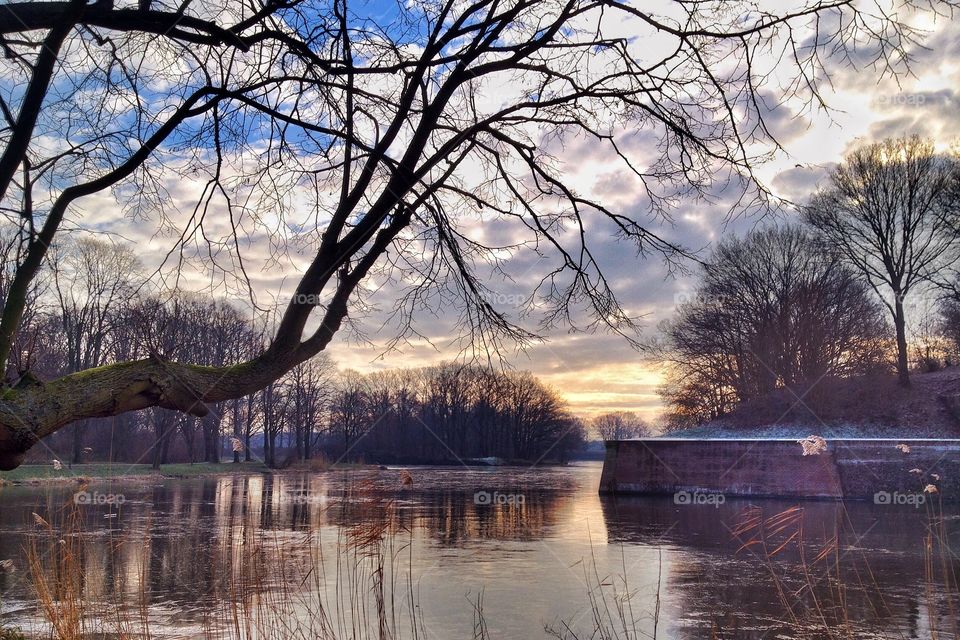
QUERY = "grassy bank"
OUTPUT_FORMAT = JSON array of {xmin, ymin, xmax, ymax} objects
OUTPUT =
[
  {"xmin": 670, "ymin": 368, "xmax": 960, "ymax": 438},
  {"xmin": 0, "ymin": 461, "xmax": 270, "ymax": 484}
]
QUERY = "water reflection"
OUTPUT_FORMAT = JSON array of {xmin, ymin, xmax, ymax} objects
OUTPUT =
[
  {"xmin": 0, "ymin": 464, "xmax": 956, "ymax": 639},
  {"xmin": 0, "ymin": 469, "xmax": 578, "ymax": 612},
  {"xmin": 601, "ymin": 495, "xmax": 959, "ymax": 639}
]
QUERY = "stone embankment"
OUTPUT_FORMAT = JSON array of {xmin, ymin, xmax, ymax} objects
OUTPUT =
[{"xmin": 599, "ymin": 439, "xmax": 960, "ymax": 500}]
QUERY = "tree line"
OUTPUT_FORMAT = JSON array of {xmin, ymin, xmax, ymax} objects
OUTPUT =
[
  {"xmin": 326, "ymin": 366, "xmax": 586, "ymax": 464},
  {"xmin": 660, "ymin": 136, "xmax": 960, "ymax": 428}
]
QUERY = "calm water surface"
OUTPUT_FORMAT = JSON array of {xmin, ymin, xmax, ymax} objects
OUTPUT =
[{"xmin": 0, "ymin": 462, "xmax": 956, "ymax": 638}]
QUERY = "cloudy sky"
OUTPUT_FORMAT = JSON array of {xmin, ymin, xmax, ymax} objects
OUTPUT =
[{"xmin": 63, "ymin": 2, "xmax": 960, "ymax": 422}]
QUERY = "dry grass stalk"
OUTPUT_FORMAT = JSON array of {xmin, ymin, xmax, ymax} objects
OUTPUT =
[{"xmin": 24, "ymin": 485, "xmax": 440, "ymax": 640}]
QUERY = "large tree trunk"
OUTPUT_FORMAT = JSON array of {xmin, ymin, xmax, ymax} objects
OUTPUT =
[
  {"xmin": 110, "ymin": 414, "xmax": 132, "ymax": 463},
  {"xmin": 151, "ymin": 411, "xmax": 176, "ymax": 470},
  {"xmin": 161, "ymin": 429, "xmax": 173, "ymax": 465},
  {"xmin": 894, "ymin": 296, "xmax": 911, "ymax": 387},
  {"xmin": 231, "ymin": 400, "xmax": 241, "ymax": 464},
  {"xmin": 244, "ymin": 396, "xmax": 254, "ymax": 462}
]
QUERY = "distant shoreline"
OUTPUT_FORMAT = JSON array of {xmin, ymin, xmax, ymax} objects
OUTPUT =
[
  {"xmin": 0, "ymin": 461, "xmax": 273, "ymax": 485},
  {"xmin": 0, "ymin": 458, "xmax": 591, "ymax": 485}
]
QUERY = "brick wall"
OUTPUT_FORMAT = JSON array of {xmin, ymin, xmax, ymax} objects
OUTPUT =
[{"xmin": 599, "ymin": 439, "xmax": 960, "ymax": 500}]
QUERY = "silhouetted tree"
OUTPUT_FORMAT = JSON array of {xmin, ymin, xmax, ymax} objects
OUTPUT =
[
  {"xmin": 325, "ymin": 364, "xmax": 578, "ymax": 463},
  {"xmin": 328, "ymin": 371, "xmax": 369, "ymax": 462},
  {"xmin": 803, "ymin": 136, "xmax": 960, "ymax": 386},
  {"xmin": 285, "ymin": 356, "xmax": 334, "ymax": 461},
  {"xmin": 939, "ymin": 300, "xmax": 960, "ymax": 367},
  {"xmin": 660, "ymin": 225, "xmax": 889, "ymax": 425},
  {"xmin": 592, "ymin": 412, "xmax": 650, "ymax": 441}
]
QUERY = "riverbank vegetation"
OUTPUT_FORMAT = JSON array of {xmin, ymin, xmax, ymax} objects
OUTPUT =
[{"xmin": 22, "ymin": 498, "xmax": 430, "ymax": 640}]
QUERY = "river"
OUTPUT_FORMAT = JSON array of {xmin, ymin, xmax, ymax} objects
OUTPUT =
[{"xmin": 0, "ymin": 461, "xmax": 956, "ymax": 638}]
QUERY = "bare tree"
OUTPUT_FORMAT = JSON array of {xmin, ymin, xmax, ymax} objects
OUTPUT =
[
  {"xmin": 226, "ymin": 328, "xmax": 265, "ymax": 463},
  {"xmin": 660, "ymin": 225, "xmax": 889, "ymax": 425},
  {"xmin": 128, "ymin": 294, "xmax": 200, "ymax": 468},
  {"xmin": 285, "ymin": 355, "xmax": 334, "ymax": 461},
  {"xmin": 259, "ymin": 379, "xmax": 290, "ymax": 469},
  {"xmin": 189, "ymin": 299, "xmax": 258, "ymax": 463},
  {"xmin": 328, "ymin": 370, "xmax": 368, "ymax": 462},
  {"xmin": 498, "ymin": 371, "xmax": 569, "ymax": 461},
  {"xmin": 592, "ymin": 412, "xmax": 650, "ymax": 441},
  {"xmin": 227, "ymin": 391, "xmax": 259, "ymax": 464},
  {"xmin": 0, "ymin": 0, "xmax": 938, "ymax": 468},
  {"xmin": 912, "ymin": 306, "xmax": 950, "ymax": 373},
  {"xmin": 803, "ymin": 137, "xmax": 960, "ymax": 386}
]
